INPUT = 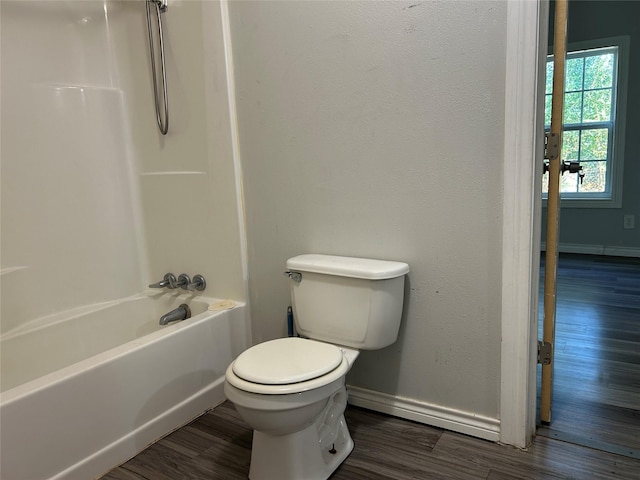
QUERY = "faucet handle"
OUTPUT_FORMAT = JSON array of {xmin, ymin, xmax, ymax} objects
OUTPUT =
[
  {"xmin": 187, "ymin": 274, "xmax": 206, "ymax": 292},
  {"xmin": 176, "ymin": 274, "xmax": 191, "ymax": 290},
  {"xmin": 149, "ymin": 273, "xmax": 177, "ymax": 289}
]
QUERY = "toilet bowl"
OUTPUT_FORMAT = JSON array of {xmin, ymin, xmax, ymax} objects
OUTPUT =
[
  {"xmin": 224, "ymin": 254, "xmax": 409, "ymax": 480},
  {"xmin": 224, "ymin": 337, "xmax": 359, "ymax": 480}
]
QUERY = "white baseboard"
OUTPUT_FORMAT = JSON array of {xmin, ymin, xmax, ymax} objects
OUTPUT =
[
  {"xmin": 540, "ymin": 243, "xmax": 640, "ymax": 258},
  {"xmin": 346, "ymin": 385, "xmax": 500, "ymax": 442}
]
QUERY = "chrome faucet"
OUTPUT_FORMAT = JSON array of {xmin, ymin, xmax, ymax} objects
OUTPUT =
[
  {"xmin": 170, "ymin": 273, "xmax": 206, "ymax": 291},
  {"xmin": 187, "ymin": 274, "xmax": 207, "ymax": 291},
  {"xmin": 149, "ymin": 273, "xmax": 177, "ymax": 289},
  {"xmin": 149, "ymin": 272, "xmax": 206, "ymax": 291},
  {"xmin": 175, "ymin": 274, "xmax": 191, "ymax": 289},
  {"xmin": 159, "ymin": 304, "xmax": 191, "ymax": 325}
]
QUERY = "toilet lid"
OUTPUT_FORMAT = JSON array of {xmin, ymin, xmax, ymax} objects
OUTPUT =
[{"xmin": 232, "ymin": 337, "xmax": 343, "ymax": 385}]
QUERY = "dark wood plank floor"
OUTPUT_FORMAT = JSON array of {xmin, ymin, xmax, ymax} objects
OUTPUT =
[
  {"xmin": 102, "ymin": 401, "xmax": 640, "ymax": 480},
  {"xmin": 538, "ymin": 254, "xmax": 640, "ymax": 457}
]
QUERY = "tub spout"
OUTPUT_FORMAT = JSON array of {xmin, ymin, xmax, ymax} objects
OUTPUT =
[{"xmin": 159, "ymin": 304, "xmax": 191, "ymax": 325}]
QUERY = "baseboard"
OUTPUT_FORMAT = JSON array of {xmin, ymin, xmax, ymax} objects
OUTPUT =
[
  {"xmin": 346, "ymin": 385, "xmax": 500, "ymax": 442},
  {"xmin": 540, "ymin": 243, "xmax": 640, "ymax": 258}
]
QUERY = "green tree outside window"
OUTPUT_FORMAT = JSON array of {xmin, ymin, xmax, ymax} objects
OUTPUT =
[{"xmin": 543, "ymin": 46, "xmax": 617, "ymax": 197}]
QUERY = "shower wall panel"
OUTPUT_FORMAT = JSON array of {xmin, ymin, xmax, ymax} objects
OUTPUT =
[
  {"xmin": 1, "ymin": 0, "xmax": 248, "ymax": 336},
  {"xmin": 0, "ymin": 1, "xmax": 144, "ymax": 335}
]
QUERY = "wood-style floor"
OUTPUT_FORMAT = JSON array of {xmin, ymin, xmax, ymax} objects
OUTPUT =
[
  {"xmin": 102, "ymin": 402, "xmax": 640, "ymax": 480},
  {"xmin": 538, "ymin": 254, "xmax": 640, "ymax": 457}
]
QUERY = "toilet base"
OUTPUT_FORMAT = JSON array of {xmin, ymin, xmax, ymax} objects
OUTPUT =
[{"xmin": 248, "ymin": 413, "xmax": 353, "ymax": 480}]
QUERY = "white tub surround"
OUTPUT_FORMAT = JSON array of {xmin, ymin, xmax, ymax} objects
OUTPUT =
[{"xmin": 0, "ymin": 298, "xmax": 248, "ymax": 480}]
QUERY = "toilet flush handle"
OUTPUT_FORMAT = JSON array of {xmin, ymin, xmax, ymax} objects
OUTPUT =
[{"xmin": 284, "ymin": 271, "xmax": 302, "ymax": 282}]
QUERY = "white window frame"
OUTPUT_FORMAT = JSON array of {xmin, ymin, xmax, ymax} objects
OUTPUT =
[{"xmin": 543, "ymin": 35, "xmax": 629, "ymax": 208}]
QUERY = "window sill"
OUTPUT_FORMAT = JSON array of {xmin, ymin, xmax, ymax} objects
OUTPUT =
[{"xmin": 542, "ymin": 196, "xmax": 621, "ymax": 209}]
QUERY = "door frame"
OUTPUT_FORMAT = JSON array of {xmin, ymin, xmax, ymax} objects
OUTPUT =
[{"xmin": 500, "ymin": 0, "xmax": 549, "ymax": 448}]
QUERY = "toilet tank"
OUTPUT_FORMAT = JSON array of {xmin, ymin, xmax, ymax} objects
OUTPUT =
[{"xmin": 286, "ymin": 254, "xmax": 409, "ymax": 350}]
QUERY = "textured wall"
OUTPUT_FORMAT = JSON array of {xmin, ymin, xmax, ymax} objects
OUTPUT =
[{"xmin": 229, "ymin": 1, "xmax": 507, "ymax": 418}]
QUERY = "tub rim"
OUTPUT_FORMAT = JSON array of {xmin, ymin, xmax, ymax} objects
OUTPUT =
[{"xmin": 1, "ymin": 297, "xmax": 244, "ymax": 404}]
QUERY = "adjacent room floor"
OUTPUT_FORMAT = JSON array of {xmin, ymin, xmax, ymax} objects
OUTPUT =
[
  {"xmin": 102, "ymin": 401, "xmax": 640, "ymax": 480},
  {"xmin": 537, "ymin": 254, "xmax": 640, "ymax": 459}
]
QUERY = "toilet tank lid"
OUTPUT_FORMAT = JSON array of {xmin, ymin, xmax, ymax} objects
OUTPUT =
[{"xmin": 286, "ymin": 254, "xmax": 409, "ymax": 280}]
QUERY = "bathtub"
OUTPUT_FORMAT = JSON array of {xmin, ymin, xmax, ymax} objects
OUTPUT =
[{"xmin": 0, "ymin": 292, "xmax": 249, "ymax": 480}]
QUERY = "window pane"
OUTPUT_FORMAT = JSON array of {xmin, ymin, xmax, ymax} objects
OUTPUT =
[
  {"xmin": 584, "ymin": 53, "xmax": 614, "ymax": 89},
  {"xmin": 545, "ymin": 94, "xmax": 552, "ymax": 125},
  {"xmin": 562, "ymin": 130, "xmax": 580, "ymax": 161},
  {"xmin": 579, "ymin": 161, "xmax": 607, "ymax": 193},
  {"xmin": 543, "ymin": 42, "xmax": 621, "ymax": 202},
  {"xmin": 563, "ymin": 92, "xmax": 582, "ymax": 124},
  {"xmin": 546, "ymin": 61, "xmax": 554, "ymax": 95},
  {"xmin": 580, "ymin": 128, "xmax": 608, "ymax": 160},
  {"xmin": 582, "ymin": 89, "xmax": 612, "ymax": 122},
  {"xmin": 565, "ymin": 57, "xmax": 584, "ymax": 91},
  {"xmin": 560, "ymin": 169, "xmax": 578, "ymax": 193}
]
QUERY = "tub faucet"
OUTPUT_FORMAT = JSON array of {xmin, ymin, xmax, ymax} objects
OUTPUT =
[
  {"xmin": 149, "ymin": 273, "xmax": 177, "ymax": 289},
  {"xmin": 187, "ymin": 274, "xmax": 207, "ymax": 292},
  {"xmin": 175, "ymin": 274, "xmax": 191, "ymax": 289},
  {"xmin": 159, "ymin": 304, "xmax": 191, "ymax": 325}
]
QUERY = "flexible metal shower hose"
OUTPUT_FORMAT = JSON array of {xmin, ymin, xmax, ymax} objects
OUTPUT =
[{"xmin": 146, "ymin": 0, "xmax": 169, "ymax": 135}]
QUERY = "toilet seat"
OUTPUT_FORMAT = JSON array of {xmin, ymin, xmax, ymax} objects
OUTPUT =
[
  {"xmin": 226, "ymin": 338, "xmax": 350, "ymax": 395},
  {"xmin": 233, "ymin": 338, "xmax": 343, "ymax": 385}
]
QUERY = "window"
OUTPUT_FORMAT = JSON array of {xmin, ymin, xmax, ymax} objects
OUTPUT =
[{"xmin": 543, "ymin": 37, "xmax": 628, "ymax": 207}]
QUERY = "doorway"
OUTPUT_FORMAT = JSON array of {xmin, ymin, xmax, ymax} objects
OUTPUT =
[{"xmin": 537, "ymin": 0, "xmax": 640, "ymax": 458}]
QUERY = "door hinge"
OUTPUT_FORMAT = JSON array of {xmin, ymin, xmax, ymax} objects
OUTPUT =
[
  {"xmin": 544, "ymin": 132, "xmax": 560, "ymax": 161},
  {"xmin": 537, "ymin": 341, "xmax": 553, "ymax": 365}
]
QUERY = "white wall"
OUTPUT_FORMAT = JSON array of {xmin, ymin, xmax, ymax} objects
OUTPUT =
[
  {"xmin": 1, "ymin": 1, "xmax": 246, "ymax": 334},
  {"xmin": 229, "ymin": 0, "xmax": 508, "ymax": 427}
]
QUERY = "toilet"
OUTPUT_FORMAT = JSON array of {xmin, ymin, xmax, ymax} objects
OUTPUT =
[{"xmin": 224, "ymin": 254, "xmax": 409, "ymax": 480}]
